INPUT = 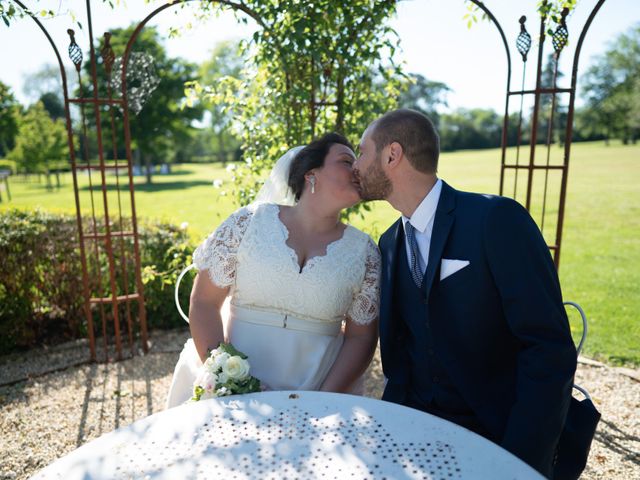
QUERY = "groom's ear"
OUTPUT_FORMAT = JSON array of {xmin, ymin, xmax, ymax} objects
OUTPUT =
[{"xmin": 387, "ymin": 142, "xmax": 403, "ymax": 169}]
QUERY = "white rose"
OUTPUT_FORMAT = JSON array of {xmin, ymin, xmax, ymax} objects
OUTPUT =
[
  {"xmin": 212, "ymin": 352, "xmax": 231, "ymax": 371},
  {"xmin": 203, "ymin": 357, "xmax": 218, "ymax": 374},
  {"xmin": 222, "ymin": 355, "xmax": 251, "ymax": 381}
]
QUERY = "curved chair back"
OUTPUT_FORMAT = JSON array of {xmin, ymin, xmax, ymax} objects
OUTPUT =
[
  {"xmin": 555, "ymin": 301, "xmax": 601, "ymax": 479},
  {"xmin": 564, "ymin": 301, "xmax": 591, "ymax": 401},
  {"xmin": 175, "ymin": 264, "xmax": 196, "ymax": 323}
]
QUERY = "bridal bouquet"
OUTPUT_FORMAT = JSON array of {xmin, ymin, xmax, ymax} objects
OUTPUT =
[{"xmin": 191, "ymin": 343, "xmax": 261, "ymax": 401}]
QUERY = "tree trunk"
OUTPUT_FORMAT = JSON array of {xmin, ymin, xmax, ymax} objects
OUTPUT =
[
  {"xmin": 133, "ymin": 148, "xmax": 141, "ymax": 176},
  {"xmin": 218, "ymin": 130, "xmax": 226, "ymax": 165},
  {"xmin": 3, "ymin": 177, "xmax": 9, "ymax": 201},
  {"xmin": 144, "ymin": 152, "xmax": 153, "ymax": 184}
]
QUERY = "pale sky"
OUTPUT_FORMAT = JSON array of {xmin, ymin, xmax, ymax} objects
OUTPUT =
[{"xmin": 1, "ymin": 0, "xmax": 638, "ymax": 112}]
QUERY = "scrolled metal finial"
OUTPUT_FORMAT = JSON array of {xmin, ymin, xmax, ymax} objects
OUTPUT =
[
  {"xmin": 552, "ymin": 8, "xmax": 569, "ymax": 56},
  {"xmin": 67, "ymin": 28, "xmax": 83, "ymax": 72},
  {"xmin": 516, "ymin": 15, "xmax": 532, "ymax": 62},
  {"xmin": 101, "ymin": 32, "xmax": 116, "ymax": 77}
]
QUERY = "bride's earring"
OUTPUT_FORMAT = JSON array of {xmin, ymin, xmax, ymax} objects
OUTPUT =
[{"xmin": 309, "ymin": 175, "xmax": 316, "ymax": 194}]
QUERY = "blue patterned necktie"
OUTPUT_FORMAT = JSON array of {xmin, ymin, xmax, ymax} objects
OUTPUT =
[{"xmin": 404, "ymin": 222, "xmax": 424, "ymax": 287}]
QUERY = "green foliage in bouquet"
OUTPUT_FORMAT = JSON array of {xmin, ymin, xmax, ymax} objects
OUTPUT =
[{"xmin": 191, "ymin": 342, "xmax": 261, "ymax": 401}]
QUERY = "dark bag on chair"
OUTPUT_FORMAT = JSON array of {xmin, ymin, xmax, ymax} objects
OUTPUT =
[{"xmin": 553, "ymin": 395, "xmax": 601, "ymax": 480}]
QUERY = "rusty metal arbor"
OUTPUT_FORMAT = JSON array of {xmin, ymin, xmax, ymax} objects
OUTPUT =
[
  {"xmin": 468, "ymin": 0, "xmax": 607, "ymax": 268},
  {"xmin": 11, "ymin": 0, "xmax": 152, "ymax": 361},
  {"xmin": 8, "ymin": 0, "xmax": 256, "ymax": 362}
]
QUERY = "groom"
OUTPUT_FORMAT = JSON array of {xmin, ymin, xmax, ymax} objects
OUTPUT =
[{"xmin": 353, "ymin": 109, "xmax": 577, "ymax": 478}]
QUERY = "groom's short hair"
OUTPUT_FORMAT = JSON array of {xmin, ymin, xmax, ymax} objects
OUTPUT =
[{"xmin": 371, "ymin": 109, "xmax": 439, "ymax": 174}]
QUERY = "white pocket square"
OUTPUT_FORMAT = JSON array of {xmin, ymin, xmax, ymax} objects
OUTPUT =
[{"xmin": 440, "ymin": 259, "xmax": 470, "ymax": 281}]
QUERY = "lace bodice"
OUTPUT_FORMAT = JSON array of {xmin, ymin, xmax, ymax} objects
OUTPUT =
[{"xmin": 192, "ymin": 203, "xmax": 381, "ymax": 325}]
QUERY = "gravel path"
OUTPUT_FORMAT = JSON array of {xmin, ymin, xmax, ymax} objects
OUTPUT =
[{"xmin": 1, "ymin": 327, "xmax": 638, "ymax": 479}]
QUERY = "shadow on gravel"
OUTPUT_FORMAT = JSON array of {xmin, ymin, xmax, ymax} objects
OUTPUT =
[{"xmin": 594, "ymin": 418, "xmax": 640, "ymax": 467}]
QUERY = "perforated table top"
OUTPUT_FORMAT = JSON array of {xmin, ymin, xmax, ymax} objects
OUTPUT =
[{"xmin": 32, "ymin": 391, "xmax": 543, "ymax": 479}]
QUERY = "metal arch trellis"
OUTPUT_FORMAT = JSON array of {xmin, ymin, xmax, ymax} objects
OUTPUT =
[
  {"xmin": 10, "ymin": 0, "xmax": 151, "ymax": 362},
  {"xmin": 10, "ymin": 0, "xmax": 98, "ymax": 360},
  {"xmin": 466, "ymin": 0, "xmax": 607, "ymax": 268},
  {"xmin": 7, "ymin": 0, "xmax": 267, "ymax": 362}
]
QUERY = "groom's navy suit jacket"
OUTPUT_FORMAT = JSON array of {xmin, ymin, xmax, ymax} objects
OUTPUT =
[{"xmin": 378, "ymin": 181, "xmax": 577, "ymax": 478}]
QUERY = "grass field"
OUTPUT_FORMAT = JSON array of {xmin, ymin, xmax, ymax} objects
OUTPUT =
[{"xmin": 1, "ymin": 140, "xmax": 638, "ymax": 365}]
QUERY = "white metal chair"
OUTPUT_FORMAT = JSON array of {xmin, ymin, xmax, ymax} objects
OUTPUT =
[
  {"xmin": 554, "ymin": 301, "xmax": 601, "ymax": 479},
  {"xmin": 564, "ymin": 301, "xmax": 591, "ymax": 401},
  {"xmin": 175, "ymin": 264, "xmax": 197, "ymax": 323}
]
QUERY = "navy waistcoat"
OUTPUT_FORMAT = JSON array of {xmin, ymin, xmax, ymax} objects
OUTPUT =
[{"xmin": 394, "ymin": 233, "xmax": 485, "ymax": 435}]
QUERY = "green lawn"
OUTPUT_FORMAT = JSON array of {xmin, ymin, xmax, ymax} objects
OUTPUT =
[{"xmin": 1, "ymin": 140, "xmax": 638, "ymax": 366}]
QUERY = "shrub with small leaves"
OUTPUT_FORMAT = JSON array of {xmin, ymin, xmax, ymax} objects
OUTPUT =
[{"xmin": 0, "ymin": 209, "xmax": 197, "ymax": 354}]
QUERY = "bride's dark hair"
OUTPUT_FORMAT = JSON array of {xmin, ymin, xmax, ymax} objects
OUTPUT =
[{"xmin": 288, "ymin": 132, "xmax": 354, "ymax": 201}]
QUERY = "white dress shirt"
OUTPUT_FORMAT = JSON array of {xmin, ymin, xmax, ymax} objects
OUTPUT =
[{"xmin": 401, "ymin": 178, "xmax": 443, "ymax": 274}]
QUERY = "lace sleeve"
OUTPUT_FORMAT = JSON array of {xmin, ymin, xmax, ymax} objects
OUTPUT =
[
  {"xmin": 347, "ymin": 237, "xmax": 381, "ymax": 325},
  {"xmin": 192, "ymin": 207, "xmax": 253, "ymax": 288}
]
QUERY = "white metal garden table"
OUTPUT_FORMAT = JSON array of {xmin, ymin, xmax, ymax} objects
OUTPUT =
[{"xmin": 32, "ymin": 391, "xmax": 544, "ymax": 479}]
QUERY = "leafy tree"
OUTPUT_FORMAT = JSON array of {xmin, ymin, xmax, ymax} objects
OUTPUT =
[
  {"xmin": 197, "ymin": 41, "xmax": 245, "ymax": 164},
  {"xmin": 398, "ymin": 74, "xmax": 450, "ymax": 129},
  {"xmin": 580, "ymin": 24, "xmax": 640, "ymax": 144},
  {"xmin": 0, "ymin": 0, "xmax": 109, "ymax": 26},
  {"xmin": 179, "ymin": 127, "xmax": 235, "ymax": 164},
  {"xmin": 38, "ymin": 92, "xmax": 65, "ymax": 120},
  {"xmin": 464, "ymin": 0, "xmax": 577, "ymax": 33},
  {"xmin": 22, "ymin": 64, "xmax": 74, "ymax": 104},
  {"xmin": 439, "ymin": 108, "xmax": 502, "ymax": 151},
  {"xmin": 0, "ymin": 80, "xmax": 20, "ymax": 157},
  {"xmin": 8, "ymin": 101, "xmax": 68, "ymax": 188},
  {"xmin": 190, "ymin": 0, "xmax": 403, "ymax": 208}
]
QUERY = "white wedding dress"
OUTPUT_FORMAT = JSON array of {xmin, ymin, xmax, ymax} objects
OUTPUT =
[{"xmin": 166, "ymin": 203, "xmax": 381, "ymax": 408}]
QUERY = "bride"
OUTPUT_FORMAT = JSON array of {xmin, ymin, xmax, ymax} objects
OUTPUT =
[{"xmin": 166, "ymin": 133, "xmax": 381, "ymax": 408}]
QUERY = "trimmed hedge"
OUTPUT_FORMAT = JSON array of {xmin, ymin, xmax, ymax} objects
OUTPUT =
[{"xmin": 0, "ymin": 209, "xmax": 196, "ymax": 355}]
